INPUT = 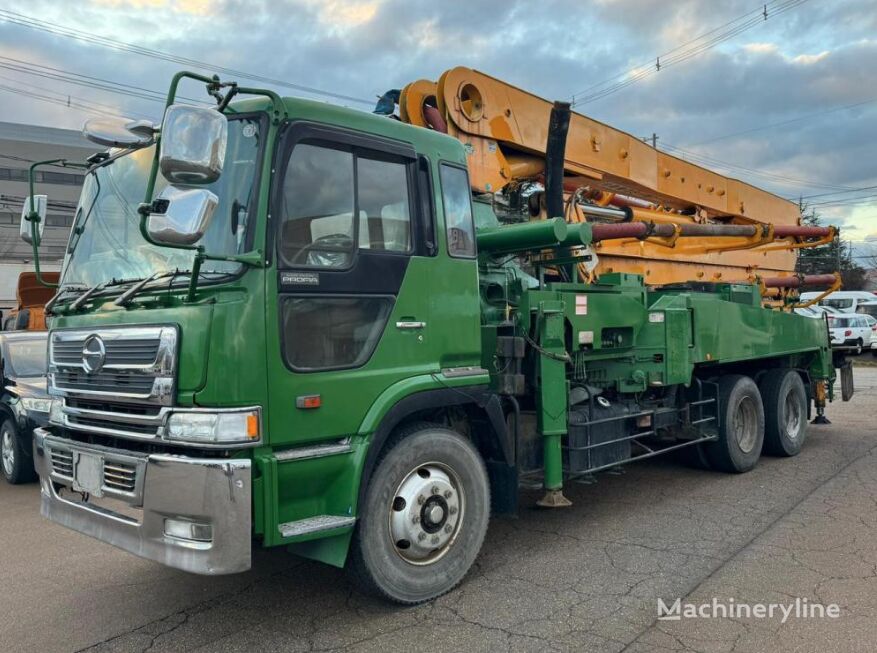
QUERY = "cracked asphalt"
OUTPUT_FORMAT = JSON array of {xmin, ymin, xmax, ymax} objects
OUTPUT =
[{"xmin": 2, "ymin": 368, "xmax": 875, "ymax": 653}]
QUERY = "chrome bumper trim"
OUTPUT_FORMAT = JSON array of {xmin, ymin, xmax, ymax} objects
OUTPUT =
[{"xmin": 33, "ymin": 428, "xmax": 252, "ymax": 575}]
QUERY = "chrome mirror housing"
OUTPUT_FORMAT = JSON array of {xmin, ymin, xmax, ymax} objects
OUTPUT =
[
  {"xmin": 147, "ymin": 185, "xmax": 218, "ymax": 246},
  {"xmin": 159, "ymin": 104, "xmax": 227, "ymax": 185},
  {"xmin": 20, "ymin": 195, "xmax": 47, "ymax": 244},
  {"xmin": 83, "ymin": 116, "xmax": 156, "ymax": 148}
]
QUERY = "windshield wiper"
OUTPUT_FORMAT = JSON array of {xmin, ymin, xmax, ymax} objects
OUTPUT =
[
  {"xmin": 69, "ymin": 283, "xmax": 106, "ymax": 311},
  {"xmin": 114, "ymin": 269, "xmax": 197, "ymax": 307},
  {"xmin": 45, "ymin": 285, "xmax": 89, "ymax": 315},
  {"xmin": 114, "ymin": 272, "xmax": 168, "ymax": 307}
]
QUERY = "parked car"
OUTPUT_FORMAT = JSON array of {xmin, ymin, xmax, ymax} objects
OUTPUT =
[
  {"xmin": 0, "ymin": 331, "xmax": 50, "ymax": 484},
  {"xmin": 863, "ymin": 314, "xmax": 877, "ymax": 353},
  {"xmin": 801, "ymin": 290, "xmax": 877, "ymax": 315},
  {"xmin": 827, "ymin": 314, "xmax": 873, "ymax": 354}
]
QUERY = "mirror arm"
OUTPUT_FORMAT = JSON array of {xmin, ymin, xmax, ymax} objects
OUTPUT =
[{"xmin": 26, "ymin": 158, "xmax": 87, "ymax": 289}]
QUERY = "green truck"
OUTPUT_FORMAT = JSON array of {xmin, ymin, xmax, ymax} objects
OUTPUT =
[{"xmin": 21, "ymin": 73, "xmax": 849, "ymax": 604}]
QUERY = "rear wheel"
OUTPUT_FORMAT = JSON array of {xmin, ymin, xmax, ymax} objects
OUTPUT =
[
  {"xmin": 0, "ymin": 418, "xmax": 35, "ymax": 485},
  {"xmin": 347, "ymin": 423, "xmax": 490, "ymax": 604},
  {"xmin": 760, "ymin": 370, "xmax": 807, "ymax": 457},
  {"xmin": 704, "ymin": 375, "xmax": 764, "ymax": 473},
  {"xmin": 854, "ymin": 339, "xmax": 863, "ymax": 355}
]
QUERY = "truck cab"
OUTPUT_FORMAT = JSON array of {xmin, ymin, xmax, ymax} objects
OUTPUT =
[{"xmin": 28, "ymin": 81, "xmax": 489, "ymax": 587}]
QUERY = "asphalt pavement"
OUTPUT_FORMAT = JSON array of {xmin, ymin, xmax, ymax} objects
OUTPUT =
[{"xmin": 1, "ymin": 367, "xmax": 875, "ymax": 653}]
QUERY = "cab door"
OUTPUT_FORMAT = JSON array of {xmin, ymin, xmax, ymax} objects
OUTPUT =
[{"xmin": 265, "ymin": 122, "xmax": 438, "ymax": 446}]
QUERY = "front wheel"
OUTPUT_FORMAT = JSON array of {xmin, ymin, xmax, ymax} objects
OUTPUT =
[
  {"xmin": 347, "ymin": 423, "xmax": 490, "ymax": 604},
  {"xmin": 1, "ymin": 418, "xmax": 35, "ymax": 485}
]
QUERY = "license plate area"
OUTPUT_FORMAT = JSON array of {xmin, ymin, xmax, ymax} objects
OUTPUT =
[{"xmin": 73, "ymin": 451, "xmax": 104, "ymax": 497}]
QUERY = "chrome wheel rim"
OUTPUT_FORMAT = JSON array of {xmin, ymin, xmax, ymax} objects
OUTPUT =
[
  {"xmin": 734, "ymin": 396, "xmax": 758, "ymax": 453},
  {"xmin": 784, "ymin": 392, "xmax": 802, "ymax": 440},
  {"xmin": 1, "ymin": 429, "xmax": 14, "ymax": 477},
  {"xmin": 388, "ymin": 462, "xmax": 464, "ymax": 566}
]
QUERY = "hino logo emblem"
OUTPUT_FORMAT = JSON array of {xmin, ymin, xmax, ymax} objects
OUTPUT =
[{"xmin": 81, "ymin": 335, "xmax": 106, "ymax": 374}]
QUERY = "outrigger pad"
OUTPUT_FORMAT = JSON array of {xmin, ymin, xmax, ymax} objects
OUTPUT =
[
  {"xmin": 812, "ymin": 415, "xmax": 831, "ymax": 425},
  {"xmin": 536, "ymin": 489, "xmax": 572, "ymax": 508}
]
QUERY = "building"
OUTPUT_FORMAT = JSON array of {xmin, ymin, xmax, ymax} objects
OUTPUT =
[{"xmin": 0, "ymin": 121, "xmax": 96, "ymax": 309}]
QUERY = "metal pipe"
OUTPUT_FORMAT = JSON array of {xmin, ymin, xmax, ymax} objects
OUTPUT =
[
  {"xmin": 476, "ymin": 217, "xmax": 568, "ymax": 254},
  {"xmin": 760, "ymin": 274, "xmax": 838, "ymax": 288},
  {"xmin": 579, "ymin": 204, "xmax": 629, "ymax": 221},
  {"xmin": 772, "ymin": 225, "xmax": 832, "ymax": 238}
]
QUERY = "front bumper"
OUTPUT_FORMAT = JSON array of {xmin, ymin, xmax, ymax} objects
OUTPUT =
[{"xmin": 33, "ymin": 428, "xmax": 252, "ymax": 575}]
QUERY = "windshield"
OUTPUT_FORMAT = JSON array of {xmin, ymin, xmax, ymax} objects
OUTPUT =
[
  {"xmin": 856, "ymin": 304, "xmax": 877, "ymax": 318},
  {"xmin": 61, "ymin": 114, "xmax": 263, "ymax": 289},
  {"xmin": 3, "ymin": 338, "xmax": 47, "ymax": 378}
]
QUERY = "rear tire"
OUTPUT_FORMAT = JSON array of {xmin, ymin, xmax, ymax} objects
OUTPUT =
[
  {"xmin": 760, "ymin": 370, "xmax": 807, "ymax": 457},
  {"xmin": 704, "ymin": 375, "xmax": 764, "ymax": 473},
  {"xmin": 1, "ymin": 418, "xmax": 35, "ymax": 485},
  {"xmin": 854, "ymin": 339, "xmax": 863, "ymax": 355},
  {"xmin": 347, "ymin": 422, "xmax": 490, "ymax": 604}
]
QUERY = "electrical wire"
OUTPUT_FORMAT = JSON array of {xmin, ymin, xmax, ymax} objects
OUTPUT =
[
  {"xmin": 0, "ymin": 8, "xmax": 373, "ymax": 106},
  {"xmin": 661, "ymin": 142, "xmax": 858, "ymax": 191},
  {"xmin": 570, "ymin": 0, "xmax": 810, "ymax": 106},
  {"xmin": 687, "ymin": 96, "xmax": 877, "ymax": 147}
]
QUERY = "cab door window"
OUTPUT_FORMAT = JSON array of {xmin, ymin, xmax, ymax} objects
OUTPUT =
[{"xmin": 279, "ymin": 141, "xmax": 413, "ymax": 268}]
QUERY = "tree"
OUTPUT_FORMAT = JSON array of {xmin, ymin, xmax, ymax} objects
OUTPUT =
[{"xmin": 795, "ymin": 203, "xmax": 867, "ymax": 290}]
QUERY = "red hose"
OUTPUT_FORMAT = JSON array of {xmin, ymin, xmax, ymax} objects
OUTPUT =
[{"xmin": 760, "ymin": 274, "xmax": 837, "ymax": 288}]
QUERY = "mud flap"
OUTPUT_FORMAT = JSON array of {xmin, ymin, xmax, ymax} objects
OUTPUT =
[{"xmin": 840, "ymin": 362, "xmax": 854, "ymax": 402}]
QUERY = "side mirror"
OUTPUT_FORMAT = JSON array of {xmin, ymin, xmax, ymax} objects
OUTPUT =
[
  {"xmin": 147, "ymin": 185, "xmax": 218, "ymax": 246},
  {"xmin": 20, "ymin": 195, "xmax": 47, "ymax": 244},
  {"xmin": 83, "ymin": 116, "xmax": 156, "ymax": 148},
  {"xmin": 159, "ymin": 104, "xmax": 227, "ymax": 185}
]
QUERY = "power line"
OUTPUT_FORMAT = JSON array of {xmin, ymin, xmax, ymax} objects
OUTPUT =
[
  {"xmin": 688, "ymin": 96, "xmax": 877, "ymax": 147},
  {"xmin": 570, "ymin": 0, "xmax": 810, "ymax": 106},
  {"xmin": 795, "ymin": 185, "xmax": 877, "ymax": 201},
  {"xmin": 0, "ymin": 8, "xmax": 373, "ymax": 106},
  {"xmin": 661, "ymin": 142, "xmax": 858, "ymax": 191},
  {"xmin": 0, "ymin": 84, "xmax": 126, "ymax": 119}
]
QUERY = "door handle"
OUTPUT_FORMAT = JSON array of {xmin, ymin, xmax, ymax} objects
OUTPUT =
[{"xmin": 396, "ymin": 321, "xmax": 426, "ymax": 329}]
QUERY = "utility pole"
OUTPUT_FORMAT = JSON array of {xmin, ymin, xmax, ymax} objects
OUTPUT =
[{"xmin": 641, "ymin": 133, "xmax": 658, "ymax": 149}]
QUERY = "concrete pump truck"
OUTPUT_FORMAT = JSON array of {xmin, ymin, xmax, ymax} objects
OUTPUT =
[{"xmin": 20, "ymin": 68, "xmax": 851, "ymax": 604}]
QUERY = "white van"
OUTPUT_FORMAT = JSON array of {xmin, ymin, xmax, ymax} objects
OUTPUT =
[{"xmin": 800, "ymin": 290, "xmax": 877, "ymax": 316}]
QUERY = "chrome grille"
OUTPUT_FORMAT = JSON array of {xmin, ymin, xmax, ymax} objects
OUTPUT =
[
  {"xmin": 50, "ymin": 449, "xmax": 73, "ymax": 478},
  {"xmin": 49, "ymin": 325, "xmax": 177, "ymax": 441},
  {"xmin": 53, "ymin": 370, "xmax": 156, "ymax": 395},
  {"xmin": 53, "ymin": 338, "xmax": 161, "ymax": 366},
  {"xmin": 49, "ymin": 325, "xmax": 176, "ymax": 409},
  {"xmin": 44, "ymin": 437, "xmax": 146, "ymax": 502},
  {"xmin": 103, "ymin": 461, "xmax": 137, "ymax": 493}
]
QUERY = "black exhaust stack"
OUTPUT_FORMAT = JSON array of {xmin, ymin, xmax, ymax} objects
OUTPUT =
[{"xmin": 545, "ymin": 101, "xmax": 572, "ymax": 280}]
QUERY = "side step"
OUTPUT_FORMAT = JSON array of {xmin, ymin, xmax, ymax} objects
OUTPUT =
[{"xmin": 278, "ymin": 515, "xmax": 356, "ymax": 539}]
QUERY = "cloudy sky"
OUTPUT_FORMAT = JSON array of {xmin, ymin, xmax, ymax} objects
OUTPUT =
[{"xmin": 1, "ymin": 0, "xmax": 875, "ymax": 250}]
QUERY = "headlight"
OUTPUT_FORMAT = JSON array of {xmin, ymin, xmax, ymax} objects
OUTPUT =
[
  {"xmin": 165, "ymin": 408, "xmax": 261, "ymax": 445},
  {"xmin": 21, "ymin": 397, "xmax": 53, "ymax": 413}
]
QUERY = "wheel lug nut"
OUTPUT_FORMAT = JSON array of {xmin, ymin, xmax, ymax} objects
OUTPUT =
[
  {"xmin": 417, "ymin": 496, "xmax": 425, "ymax": 505},
  {"xmin": 431, "ymin": 535, "xmax": 439, "ymax": 544},
  {"xmin": 418, "ymin": 532, "xmax": 426, "ymax": 541},
  {"xmin": 444, "ymin": 490, "xmax": 452, "ymax": 499},
  {"xmin": 444, "ymin": 524, "xmax": 452, "ymax": 533},
  {"xmin": 412, "ymin": 516, "xmax": 420, "ymax": 524},
  {"xmin": 431, "ymin": 486, "xmax": 439, "ymax": 495},
  {"xmin": 449, "ymin": 506, "xmax": 457, "ymax": 515}
]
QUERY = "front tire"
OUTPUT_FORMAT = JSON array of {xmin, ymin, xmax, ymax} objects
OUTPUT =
[
  {"xmin": 760, "ymin": 370, "xmax": 807, "ymax": 457},
  {"xmin": 1, "ymin": 418, "xmax": 35, "ymax": 485},
  {"xmin": 704, "ymin": 375, "xmax": 765, "ymax": 473},
  {"xmin": 348, "ymin": 423, "xmax": 490, "ymax": 604}
]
